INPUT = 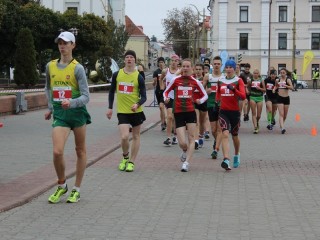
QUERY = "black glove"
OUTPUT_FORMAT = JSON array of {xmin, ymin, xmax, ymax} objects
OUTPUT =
[{"xmin": 227, "ymin": 84, "xmax": 235, "ymax": 91}]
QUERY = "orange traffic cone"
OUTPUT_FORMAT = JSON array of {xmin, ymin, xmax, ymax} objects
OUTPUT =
[
  {"xmin": 295, "ymin": 114, "xmax": 300, "ymax": 122},
  {"xmin": 311, "ymin": 125, "xmax": 317, "ymax": 136}
]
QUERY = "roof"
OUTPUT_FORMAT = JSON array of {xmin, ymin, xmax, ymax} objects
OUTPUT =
[{"xmin": 125, "ymin": 15, "xmax": 147, "ymax": 37}]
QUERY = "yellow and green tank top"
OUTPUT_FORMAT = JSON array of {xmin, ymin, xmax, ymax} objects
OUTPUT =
[
  {"xmin": 116, "ymin": 69, "xmax": 143, "ymax": 113},
  {"xmin": 49, "ymin": 59, "xmax": 80, "ymax": 107}
]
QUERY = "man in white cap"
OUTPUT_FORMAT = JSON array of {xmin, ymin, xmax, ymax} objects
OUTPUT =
[{"xmin": 45, "ymin": 31, "xmax": 91, "ymax": 203}]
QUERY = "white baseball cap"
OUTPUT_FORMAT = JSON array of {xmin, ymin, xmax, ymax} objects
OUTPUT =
[{"xmin": 55, "ymin": 31, "xmax": 75, "ymax": 43}]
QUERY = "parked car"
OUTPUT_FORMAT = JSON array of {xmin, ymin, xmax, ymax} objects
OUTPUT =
[{"xmin": 297, "ymin": 80, "xmax": 308, "ymax": 89}]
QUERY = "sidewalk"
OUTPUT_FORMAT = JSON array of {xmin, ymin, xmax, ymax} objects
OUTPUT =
[
  {"xmin": 0, "ymin": 90, "xmax": 160, "ymax": 212},
  {"xmin": 0, "ymin": 89, "xmax": 320, "ymax": 240}
]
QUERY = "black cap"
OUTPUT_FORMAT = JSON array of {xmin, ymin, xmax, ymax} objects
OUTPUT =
[
  {"xmin": 157, "ymin": 57, "xmax": 165, "ymax": 63},
  {"xmin": 124, "ymin": 50, "xmax": 136, "ymax": 61}
]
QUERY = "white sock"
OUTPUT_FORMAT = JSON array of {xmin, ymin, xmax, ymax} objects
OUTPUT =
[
  {"xmin": 58, "ymin": 183, "xmax": 67, "ymax": 189},
  {"xmin": 73, "ymin": 186, "xmax": 80, "ymax": 193}
]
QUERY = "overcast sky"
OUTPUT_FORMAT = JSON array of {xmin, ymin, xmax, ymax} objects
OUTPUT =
[{"xmin": 125, "ymin": 0, "xmax": 210, "ymax": 41}]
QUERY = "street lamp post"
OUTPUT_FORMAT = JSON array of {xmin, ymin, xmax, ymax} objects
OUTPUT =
[
  {"xmin": 292, "ymin": 0, "xmax": 296, "ymax": 71},
  {"xmin": 190, "ymin": 4, "xmax": 201, "ymax": 63}
]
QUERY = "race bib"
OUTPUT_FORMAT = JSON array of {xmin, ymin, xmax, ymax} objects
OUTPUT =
[
  {"xmin": 266, "ymin": 83, "xmax": 274, "ymax": 90},
  {"xmin": 278, "ymin": 82, "xmax": 286, "ymax": 89},
  {"xmin": 251, "ymin": 81, "xmax": 260, "ymax": 88},
  {"xmin": 118, "ymin": 82, "xmax": 134, "ymax": 94},
  {"xmin": 53, "ymin": 86, "xmax": 72, "ymax": 102},
  {"xmin": 210, "ymin": 83, "xmax": 217, "ymax": 92},
  {"xmin": 177, "ymin": 86, "xmax": 192, "ymax": 98}
]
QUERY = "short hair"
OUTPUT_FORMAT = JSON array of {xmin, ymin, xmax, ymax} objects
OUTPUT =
[
  {"xmin": 204, "ymin": 58, "xmax": 211, "ymax": 64},
  {"xmin": 195, "ymin": 63, "xmax": 204, "ymax": 69},
  {"xmin": 244, "ymin": 63, "xmax": 251, "ymax": 68},
  {"xmin": 213, "ymin": 56, "xmax": 222, "ymax": 62}
]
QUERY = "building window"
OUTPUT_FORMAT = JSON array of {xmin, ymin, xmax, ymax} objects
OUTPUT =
[
  {"xmin": 67, "ymin": 7, "xmax": 78, "ymax": 13},
  {"xmin": 278, "ymin": 64, "xmax": 286, "ymax": 74},
  {"xmin": 240, "ymin": 6, "xmax": 248, "ymax": 22},
  {"xmin": 312, "ymin": 33, "xmax": 320, "ymax": 50},
  {"xmin": 279, "ymin": 6, "xmax": 287, "ymax": 22},
  {"xmin": 312, "ymin": 6, "xmax": 320, "ymax": 22},
  {"xmin": 239, "ymin": 33, "xmax": 248, "ymax": 50},
  {"xmin": 278, "ymin": 33, "xmax": 287, "ymax": 50}
]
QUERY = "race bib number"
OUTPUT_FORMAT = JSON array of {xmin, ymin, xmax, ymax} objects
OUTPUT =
[
  {"xmin": 251, "ymin": 81, "xmax": 260, "ymax": 88},
  {"xmin": 266, "ymin": 83, "xmax": 274, "ymax": 90},
  {"xmin": 210, "ymin": 83, "xmax": 217, "ymax": 92},
  {"xmin": 278, "ymin": 82, "xmax": 286, "ymax": 89},
  {"xmin": 118, "ymin": 82, "xmax": 134, "ymax": 94},
  {"xmin": 53, "ymin": 86, "xmax": 72, "ymax": 102},
  {"xmin": 177, "ymin": 86, "xmax": 192, "ymax": 98},
  {"xmin": 221, "ymin": 86, "xmax": 234, "ymax": 96}
]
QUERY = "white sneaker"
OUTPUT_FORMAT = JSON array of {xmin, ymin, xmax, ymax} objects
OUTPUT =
[
  {"xmin": 172, "ymin": 136, "xmax": 178, "ymax": 145},
  {"xmin": 181, "ymin": 161, "xmax": 189, "ymax": 172},
  {"xmin": 180, "ymin": 151, "xmax": 187, "ymax": 162}
]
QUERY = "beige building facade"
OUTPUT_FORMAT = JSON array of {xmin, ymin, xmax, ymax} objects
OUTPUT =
[{"xmin": 208, "ymin": 0, "xmax": 320, "ymax": 80}]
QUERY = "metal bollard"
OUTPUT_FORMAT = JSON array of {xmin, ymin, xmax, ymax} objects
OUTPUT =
[{"xmin": 16, "ymin": 92, "xmax": 28, "ymax": 113}]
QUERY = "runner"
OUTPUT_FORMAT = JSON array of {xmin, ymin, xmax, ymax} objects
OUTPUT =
[
  {"xmin": 160, "ymin": 54, "xmax": 181, "ymax": 146},
  {"xmin": 264, "ymin": 69, "xmax": 278, "ymax": 130},
  {"xmin": 163, "ymin": 58, "xmax": 208, "ymax": 172},
  {"xmin": 202, "ymin": 56, "xmax": 223, "ymax": 159},
  {"xmin": 273, "ymin": 68, "xmax": 293, "ymax": 134},
  {"xmin": 45, "ymin": 31, "xmax": 91, "ymax": 204},
  {"xmin": 246, "ymin": 69, "xmax": 266, "ymax": 134},
  {"xmin": 240, "ymin": 63, "xmax": 253, "ymax": 122},
  {"xmin": 153, "ymin": 57, "xmax": 166, "ymax": 131},
  {"xmin": 193, "ymin": 63, "xmax": 208, "ymax": 149},
  {"xmin": 106, "ymin": 50, "xmax": 147, "ymax": 172},
  {"xmin": 216, "ymin": 59, "xmax": 246, "ymax": 170}
]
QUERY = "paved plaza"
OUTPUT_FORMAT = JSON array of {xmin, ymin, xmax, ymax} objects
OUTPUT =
[{"xmin": 0, "ymin": 89, "xmax": 319, "ymax": 240}]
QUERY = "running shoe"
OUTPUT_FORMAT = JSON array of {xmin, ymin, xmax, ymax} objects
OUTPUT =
[
  {"xmin": 181, "ymin": 161, "xmax": 189, "ymax": 172},
  {"xmin": 253, "ymin": 128, "xmax": 258, "ymax": 134},
  {"xmin": 48, "ymin": 185, "xmax": 68, "ymax": 203},
  {"xmin": 66, "ymin": 189, "xmax": 80, "ymax": 203},
  {"xmin": 180, "ymin": 151, "xmax": 187, "ymax": 162},
  {"xmin": 163, "ymin": 138, "xmax": 172, "ymax": 146},
  {"xmin": 125, "ymin": 162, "xmax": 135, "ymax": 172},
  {"xmin": 198, "ymin": 138, "xmax": 204, "ymax": 148},
  {"xmin": 204, "ymin": 131, "xmax": 210, "ymax": 139},
  {"xmin": 195, "ymin": 141, "xmax": 199, "ymax": 150},
  {"xmin": 244, "ymin": 114, "xmax": 249, "ymax": 122},
  {"xmin": 161, "ymin": 123, "xmax": 166, "ymax": 131},
  {"xmin": 172, "ymin": 136, "xmax": 178, "ymax": 145},
  {"xmin": 211, "ymin": 150, "xmax": 218, "ymax": 159},
  {"xmin": 271, "ymin": 119, "xmax": 276, "ymax": 125},
  {"xmin": 233, "ymin": 155, "xmax": 240, "ymax": 168},
  {"xmin": 267, "ymin": 124, "xmax": 273, "ymax": 130},
  {"xmin": 221, "ymin": 159, "xmax": 231, "ymax": 170},
  {"xmin": 281, "ymin": 128, "xmax": 286, "ymax": 134},
  {"xmin": 119, "ymin": 158, "xmax": 129, "ymax": 171}
]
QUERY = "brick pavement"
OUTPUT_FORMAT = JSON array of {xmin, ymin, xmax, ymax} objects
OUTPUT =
[{"xmin": 0, "ymin": 89, "xmax": 320, "ymax": 240}]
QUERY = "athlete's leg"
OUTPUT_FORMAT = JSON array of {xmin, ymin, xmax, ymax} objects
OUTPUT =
[
  {"xmin": 119, "ymin": 124, "xmax": 130, "ymax": 155},
  {"xmin": 73, "ymin": 125, "xmax": 87, "ymax": 187},
  {"xmin": 52, "ymin": 126, "xmax": 71, "ymax": 183},
  {"xmin": 130, "ymin": 124, "xmax": 142, "ymax": 162},
  {"xmin": 250, "ymin": 100, "xmax": 257, "ymax": 129},
  {"xmin": 166, "ymin": 107, "xmax": 174, "ymax": 139},
  {"xmin": 277, "ymin": 103, "xmax": 285, "ymax": 129}
]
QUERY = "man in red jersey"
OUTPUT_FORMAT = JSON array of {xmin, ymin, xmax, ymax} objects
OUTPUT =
[
  {"xmin": 163, "ymin": 59, "xmax": 208, "ymax": 172},
  {"xmin": 216, "ymin": 59, "xmax": 246, "ymax": 170}
]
